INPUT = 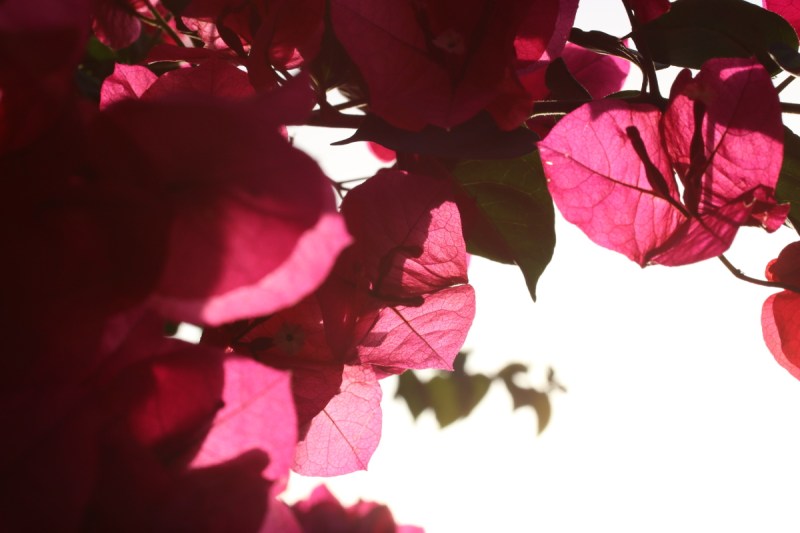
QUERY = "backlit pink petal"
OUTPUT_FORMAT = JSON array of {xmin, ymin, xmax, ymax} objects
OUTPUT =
[
  {"xmin": 767, "ymin": 241, "xmax": 800, "ymax": 284},
  {"xmin": 90, "ymin": 79, "xmax": 351, "ymax": 325},
  {"xmin": 762, "ymin": 292, "xmax": 800, "ymax": 380},
  {"xmin": 291, "ymin": 485, "xmax": 424, "ymax": 532},
  {"xmin": 539, "ymin": 99, "xmax": 685, "ymax": 266},
  {"xmin": 663, "ymin": 58, "xmax": 784, "ymax": 223},
  {"xmin": 562, "ymin": 42, "xmax": 631, "ymax": 98},
  {"xmin": 192, "ymin": 357, "xmax": 297, "ymax": 483},
  {"xmin": 292, "ymin": 365, "xmax": 382, "ymax": 476},
  {"xmin": 142, "ymin": 59, "xmax": 255, "ymax": 100},
  {"xmin": 366, "ymin": 141, "xmax": 396, "ymax": 163},
  {"xmin": 157, "ymin": 211, "xmax": 351, "ymax": 327},
  {"xmin": 649, "ymin": 195, "xmax": 756, "ymax": 266},
  {"xmin": 100, "ymin": 64, "xmax": 157, "ymax": 109},
  {"xmin": 341, "ymin": 169, "xmax": 468, "ymax": 297},
  {"xmin": 356, "ymin": 284, "xmax": 476, "ymax": 370},
  {"xmin": 764, "ymin": 0, "xmax": 800, "ymax": 32},
  {"xmin": 92, "ymin": 0, "xmax": 142, "ymax": 49}
]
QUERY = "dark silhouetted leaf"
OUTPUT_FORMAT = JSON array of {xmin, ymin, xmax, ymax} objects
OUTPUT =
[
  {"xmin": 452, "ymin": 152, "xmax": 556, "ymax": 301},
  {"xmin": 634, "ymin": 0, "xmax": 798, "ymax": 74},
  {"xmin": 333, "ymin": 113, "xmax": 539, "ymax": 160},
  {"xmin": 568, "ymin": 28, "xmax": 642, "ymax": 68},
  {"xmin": 545, "ymin": 57, "xmax": 592, "ymax": 101},
  {"xmin": 395, "ymin": 371, "xmax": 429, "ymax": 420},
  {"xmin": 769, "ymin": 42, "xmax": 800, "ymax": 76},
  {"xmin": 777, "ymin": 127, "xmax": 800, "ymax": 234}
]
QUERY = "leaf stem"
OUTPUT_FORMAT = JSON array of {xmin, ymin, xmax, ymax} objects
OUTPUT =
[
  {"xmin": 718, "ymin": 254, "xmax": 800, "ymax": 294},
  {"xmin": 620, "ymin": 0, "xmax": 661, "ymax": 99},
  {"xmin": 777, "ymin": 75, "xmax": 796, "ymax": 94},
  {"xmin": 781, "ymin": 102, "xmax": 800, "ymax": 114},
  {"xmin": 307, "ymin": 110, "xmax": 364, "ymax": 129},
  {"xmin": 143, "ymin": 0, "xmax": 186, "ymax": 47}
]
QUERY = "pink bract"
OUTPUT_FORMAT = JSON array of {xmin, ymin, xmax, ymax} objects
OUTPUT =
[
  {"xmin": 292, "ymin": 365, "xmax": 382, "ymax": 475},
  {"xmin": 290, "ymin": 485, "xmax": 425, "ymax": 533},
  {"xmin": 762, "ymin": 242, "xmax": 800, "ymax": 380},
  {"xmin": 90, "ymin": 77, "xmax": 351, "ymax": 326},
  {"xmin": 540, "ymin": 58, "xmax": 786, "ymax": 267},
  {"xmin": 539, "ymin": 99, "xmax": 684, "ymax": 266}
]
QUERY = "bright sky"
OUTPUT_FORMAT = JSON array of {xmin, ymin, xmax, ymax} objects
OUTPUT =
[{"xmin": 283, "ymin": 2, "xmax": 800, "ymax": 532}]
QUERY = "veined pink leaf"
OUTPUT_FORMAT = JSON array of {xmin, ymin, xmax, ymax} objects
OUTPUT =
[
  {"xmin": 356, "ymin": 284, "xmax": 476, "ymax": 371},
  {"xmin": 292, "ymin": 365, "xmax": 382, "ymax": 476},
  {"xmin": 191, "ymin": 357, "xmax": 297, "ymax": 483},
  {"xmin": 341, "ymin": 169, "xmax": 468, "ymax": 298},
  {"xmin": 538, "ymin": 99, "xmax": 685, "ymax": 266},
  {"xmin": 100, "ymin": 64, "xmax": 157, "ymax": 109},
  {"xmin": 663, "ymin": 58, "xmax": 784, "ymax": 219}
]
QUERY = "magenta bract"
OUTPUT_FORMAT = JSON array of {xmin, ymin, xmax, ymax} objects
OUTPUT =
[{"xmin": 540, "ymin": 58, "xmax": 786, "ymax": 267}]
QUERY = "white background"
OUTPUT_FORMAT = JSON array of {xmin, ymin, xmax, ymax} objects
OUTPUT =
[{"xmin": 283, "ymin": 2, "xmax": 800, "ymax": 531}]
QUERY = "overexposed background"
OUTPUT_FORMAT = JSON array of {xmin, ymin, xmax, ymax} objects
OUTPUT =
[{"xmin": 283, "ymin": 2, "xmax": 800, "ymax": 531}]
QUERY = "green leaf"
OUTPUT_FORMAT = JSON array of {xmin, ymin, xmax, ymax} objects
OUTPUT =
[
  {"xmin": 452, "ymin": 152, "xmax": 556, "ymax": 301},
  {"xmin": 777, "ymin": 127, "xmax": 800, "ymax": 235},
  {"xmin": 426, "ymin": 373, "xmax": 491, "ymax": 428},
  {"xmin": 395, "ymin": 370, "xmax": 430, "ymax": 420},
  {"xmin": 634, "ymin": 0, "xmax": 798, "ymax": 74}
]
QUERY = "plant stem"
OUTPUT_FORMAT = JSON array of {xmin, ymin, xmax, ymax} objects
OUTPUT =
[
  {"xmin": 143, "ymin": 0, "xmax": 186, "ymax": 47},
  {"xmin": 777, "ymin": 75, "xmax": 796, "ymax": 94},
  {"xmin": 718, "ymin": 254, "xmax": 800, "ymax": 294},
  {"xmin": 307, "ymin": 110, "xmax": 364, "ymax": 129},
  {"xmin": 781, "ymin": 102, "xmax": 800, "ymax": 114},
  {"xmin": 620, "ymin": 0, "xmax": 661, "ymax": 99}
]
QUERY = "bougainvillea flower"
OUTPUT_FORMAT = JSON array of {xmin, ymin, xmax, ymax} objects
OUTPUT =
[
  {"xmin": 90, "ymin": 76, "xmax": 351, "ymax": 325},
  {"xmin": 181, "ymin": 0, "xmax": 324, "ymax": 87},
  {"xmin": 539, "ymin": 58, "xmax": 786, "ymax": 267},
  {"xmin": 201, "ymin": 300, "xmax": 383, "ymax": 476},
  {"xmin": 0, "ymin": 0, "xmax": 90, "ymax": 151},
  {"xmin": 203, "ymin": 169, "xmax": 474, "ymax": 475},
  {"xmin": 289, "ymin": 485, "xmax": 425, "ymax": 533},
  {"xmin": 762, "ymin": 242, "xmax": 800, "ymax": 380},
  {"xmin": 331, "ymin": 0, "xmax": 570, "ymax": 131}
]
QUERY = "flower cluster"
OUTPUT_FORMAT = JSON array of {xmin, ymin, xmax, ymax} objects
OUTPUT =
[{"xmin": 5, "ymin": 0, "xmax": 800, "ymax": 530}]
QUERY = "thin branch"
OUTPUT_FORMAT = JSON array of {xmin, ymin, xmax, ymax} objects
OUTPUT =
[
  {"xmin": 777, "ymin": 75, "xmax": 796, "ymax": 94},
  {"xmin": 781, "ymin": 102, "xmax": 800, "ymax": 114},
  {"xmin": 718, "ymin": 254, "xmax": 800, "ymax": 294},
  {"xmin": 307, "ymin": 110, "xmax": 365, "ymax": 129},
  {"xmin": 620, "ymin": 0, "xmax": 661, "ymax": 98},
  {"xmin": 143, "ymin": 0, "xmax": 186, "ymax": 47}
]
